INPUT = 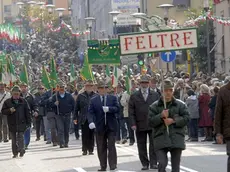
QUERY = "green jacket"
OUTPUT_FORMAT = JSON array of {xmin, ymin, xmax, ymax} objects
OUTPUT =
[{"xmin": 148, "ymin": 98, "xmax": 189, "ymax": 151}]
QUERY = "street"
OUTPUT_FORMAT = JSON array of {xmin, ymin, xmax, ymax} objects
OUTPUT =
[{"xmin": 0, "ymin": 132, "xmax": 227, "ymax": 172}]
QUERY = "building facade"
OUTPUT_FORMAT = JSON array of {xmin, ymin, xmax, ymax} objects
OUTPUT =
[
  {"xmin": 215, "ymin": 0, "xmax": 230, "ymax": 74},
  {"xmin": 145, "ymin": 0, "xmax": 203, "ymax": 25}
]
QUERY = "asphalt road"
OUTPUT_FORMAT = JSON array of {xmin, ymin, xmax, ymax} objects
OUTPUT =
[{"xmin": 0, "ymin": 132, "xmax": 227, "ymax": 172}]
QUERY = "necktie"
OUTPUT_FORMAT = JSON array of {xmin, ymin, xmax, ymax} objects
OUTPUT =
[{"xmin": 143, "ymin": 91, "xmax": 147, "ymax": 101}]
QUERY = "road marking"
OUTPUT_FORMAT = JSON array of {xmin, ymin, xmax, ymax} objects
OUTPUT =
[
  {"xmin": 73, "ymin": 167, "xmax": 87, "ymax": 172},
  {"xmin": 116, "ymin": 144, "xmax": 199, "ymax": 172}
]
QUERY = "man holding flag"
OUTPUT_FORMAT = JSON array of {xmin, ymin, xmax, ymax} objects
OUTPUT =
[{"xmin": 148, "ymin": 79, "xmax": 189, "ymax": 172}]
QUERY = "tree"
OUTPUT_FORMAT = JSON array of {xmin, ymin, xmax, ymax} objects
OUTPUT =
[{"xmin": 185, "ymin": 7, "xmax": 215, "ymax": 74}]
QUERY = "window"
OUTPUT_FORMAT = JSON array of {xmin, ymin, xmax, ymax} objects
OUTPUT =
[
  {"xmin": 47, "ymin": 0, "xmax": 53, "ymax": 4},
  {"xmin": 4, "ymin": 5, "xmax": 11, "ymax": 16},
  {"xmin": 172, "ymin": 0, "xmax": 190, "ymax": 7}
]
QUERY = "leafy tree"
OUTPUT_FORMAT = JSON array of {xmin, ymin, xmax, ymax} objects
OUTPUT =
[{"xmin": 185, "ymin": 8, "xmax": 215, "ymax": 74}]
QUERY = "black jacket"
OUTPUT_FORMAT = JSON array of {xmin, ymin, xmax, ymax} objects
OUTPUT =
[
  {"xmin": 129, "ymin": 88, "xmax": 159, "ymax": 131},
  {"xmin": 2, "ymin": 97, "xmax": 31, "ymax": 132},
  {"xmin": 35, "ymin": 93, "xmax": 46, "ymax": 116},
  {"xmin": 75, "ymin": 91, "xmax": 97, "ymax": 124},
  {"xmin": 21, "ymin": 92, "xmax": 39, "ymax": 114}
]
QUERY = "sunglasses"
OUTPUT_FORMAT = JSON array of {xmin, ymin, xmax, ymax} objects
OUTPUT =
[{"xmin": 38, "ymin": 88, "xmax": 44, "ymax": 90}]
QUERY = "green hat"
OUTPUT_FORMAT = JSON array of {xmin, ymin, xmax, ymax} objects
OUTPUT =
[
  {"xmin": 11, "ymin": 85, "xmax": 21, "ymax": 92},
  {"xmin": 85, "ymin": 80, "xmax": 94, "ymax": 86},
  {"xmin": 19, "ymin": 82, "xmax": 28, "ymax": 87},
  {"xmin": 57, "ymin": 82, "xmax": 66, "ymax": 88},
  {"xmin": 97, "ymin": 81, "xmax": 109, "ymax": 88},
  {"xmin": 161, "ymin": 79, "xmax": 174, "ymax": 90},
  {"xmin": 140, "ymin": 75, "xmax": 150, "ymax": 83}
]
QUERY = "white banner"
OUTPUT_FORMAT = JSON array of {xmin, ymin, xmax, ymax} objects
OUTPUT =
[
  {"xmin": 119, "ymin": 28, "xmax": 198, "ymax": 55},
  {"xmin": 111, "ymin": 0, "xmax": 140, "ymax": 26}
]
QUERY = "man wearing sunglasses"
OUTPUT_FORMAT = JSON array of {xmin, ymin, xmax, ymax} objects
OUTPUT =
[{"xmin": 51, "ymin": 82, "xmax": 75, "ymax": 148}]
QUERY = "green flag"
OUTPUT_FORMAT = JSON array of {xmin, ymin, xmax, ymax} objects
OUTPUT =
[
  {"xmin": 80, "ymin": 54, "xmax": 94, "ymax": 81},
  {"xmin": 125, "ymin": 66, "xmax": 132, "ymax": 95},
  {"xmin": 7, "ymin": 57, "xmax": 16, "ymax": 82},
  {"xmin": 19, "ymin": 64, "xmax": 28, "ymax": 85},
  {"xmin": 41, "ymin": 66, "xmax": 51, "ymax": 89},
  {"xmin": 0, "ymin": 62, "xmax": 3, "ymax": 82},
  {"xmin": 70, "ymin": 62, "xmax": 76, "ymax": 82},
  {"xmin": 105, "ymin": 65, "xmax": 111, "ymax": 84},
  {"xmin": 49, "ymin": 57, "xmax": 58, "ymax": 88}
]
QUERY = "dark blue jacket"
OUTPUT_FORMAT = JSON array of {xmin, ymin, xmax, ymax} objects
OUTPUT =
[
  {"xmin": 52, "ymin": 92, "xmax": 75, "ymax": 115},
  {"xmin": 88, "ymin": 94, "xmax": 119, "ymax": 133}
]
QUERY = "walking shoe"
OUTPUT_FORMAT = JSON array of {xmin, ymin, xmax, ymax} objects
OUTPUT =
[
  {"xmin": 3, "ymin": 140, "xmax": 9, "ymax": 143},
  {"xmin": 89, "ymin": 152, "xmax": 94, "ymax": 155},
  {"xmin": 60, "ymin": 145, "xmax": 65, "ymax": 148},
  {"xmin": 64, "ymin": 144, "xmax": 69, "ymax": 148},
  {"xmin": 98, "ymin": 168, "xmax": 106, "ymax": 171},
  {"xmin": 24, "ymin": 145, "xmax": 28, "ymax": 150},
  {"xmin": 46, "ymin": 141, "xmax": 52, "ymax": 144},
  {"xmin": 82, "ymin": 151, "xmax": 87, "ymax": 155},
  {"xmin": 121, "ymin": 139, "xmax": 127, "ymax": 144},
  {"xmin": 35, "ymin": 138, "xmax": 40, "ymax": 141},
  {"xmin": 53, "ymin": 143, "xmax": 58, "ymax": 147},
  {"xmin": 129, "ymin": 142, "xmax": 134, "ymax": 146},
  {"xmin": 150, "ymin": 165, "xmax": 158, "ymax": 169},
  {"xmin": 141, "ymin": 166, "xmax": 149, "ymax": 170},
  {"xmin": 116, "ymin": 141, "xmax": 120, "ymax": 144},
  {"xmin": 19, "ymin": 151, "xmax": 25, "ymax": 157},
  {"xmin": 12, "ymin": 154, "xmax": 18, "ymax": 158}
]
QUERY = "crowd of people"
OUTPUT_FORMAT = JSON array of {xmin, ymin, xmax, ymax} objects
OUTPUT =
[{"xmin": 0, "ymin": 65, "xmax": 229, "ymax": 172}]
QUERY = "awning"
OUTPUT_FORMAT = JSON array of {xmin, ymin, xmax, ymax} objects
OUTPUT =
[{"xmin": 172, "ymin": 0, "xmax": 190, "ymax": 6}]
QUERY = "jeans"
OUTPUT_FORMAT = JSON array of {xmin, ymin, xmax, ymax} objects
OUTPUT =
[
  {"xmin": 56, "ymin": 114, "xmax": 71, "ymax": 145},
  {"xmin": 189, "ymin": 119, "xmax": 198, "ymax": 139},
  {"xmin": 157, "ymin": 148, "xmax": 182, "ymax": 172},
  {"xmin": 11, "ymin": 132, "xmax": 24, "ymax": 156},
  {"xmin": 116, "ymin": 118, "xmax": 127, "ymax": 141},
  {"xmin": 47, "ymin": 112, "xmax": 58, "ymax": 144},
  {"xmin": 43, "ymin": 116, "xmax": 51, "ymax": 142},
  {"xmin": 0, "ymin": 114, "xmax": 9, "ymax": 141},
  {"xmin": 24, "ymin": 127, "xmax": 31, "ymax": 147}
]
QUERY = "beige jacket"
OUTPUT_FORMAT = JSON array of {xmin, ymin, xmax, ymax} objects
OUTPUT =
[{"xmin": 120, "ymin": 91, "xmax": 130, "ymax": 118}]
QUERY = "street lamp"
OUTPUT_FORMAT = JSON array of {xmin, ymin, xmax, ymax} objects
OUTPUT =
[
  {"xmin": 157, "ymin": 4, "xmax": 174, "ymax": 72},
  {"xmin": 157, "ymin": 4, "xmax": 174, "ymax": 25},
  {"xmin": 16, "ymin": 2, "xmax": 24, "ymax": 9},
  {"xmin": 16, "ymin": 2, "xmax": 24, "ymax": 43},
  {"xmin": 109, "ymin": 10, "xmax": 121, "ymax": 38},
  {"xmin": 56, "ymin": 8, "xmax": 66, "ymax": 17},
  {"xmin": 85, "ymin": 17, "xmax": 95, "ymax": 39},
  {"xmin": 27, "ymin": 1, "xmax": 36, "ymax": 6},
  {"xmin": 56, "ymin": 8, "xmax": 66, "ymax": 24},
  {"xmin": 46, "ymin": 4, "xmax": 55, "ymax": 14},
  {"xmin": 204, "ymin": 0, "xmax": 211, "ymax": 76},
  {"xmin": 131, "ymin": 12, "xmax": 146, "ymax": 31},
  {"xmin": 37, "ymin": 1, "xmax": 45, "ymax": 7}
]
